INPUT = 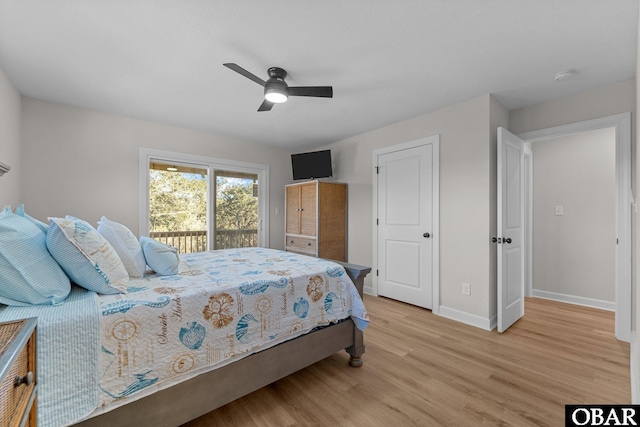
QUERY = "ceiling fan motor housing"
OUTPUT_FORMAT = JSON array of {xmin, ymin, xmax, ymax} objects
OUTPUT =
[
  {"xmin": 267, "ymin": 67, "xmax": 287, "ymax": 80},
  {"xmin": 264, "ymin": 67, "xmax": 289, "ymax": 101}
]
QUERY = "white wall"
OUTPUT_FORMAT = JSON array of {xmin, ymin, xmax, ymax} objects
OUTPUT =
[
  {"xmin": 323, "ymin": 94, "xmax": 500, "ymax": 325},
  {"xmin": 0, "ymin": 67, "xmax": 21, "ymax": 207},
  {"xmin": 20, "ymin": 97, "xmax": 293, "ymax": 249},
  {"xmin": 531, "ymin": 128, "xmax": 616, "ymax": 303}
]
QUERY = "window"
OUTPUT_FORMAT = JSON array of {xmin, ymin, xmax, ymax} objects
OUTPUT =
[{"xmin": 139, "ymin": 148, "xmax": 269, "ymax": 253}]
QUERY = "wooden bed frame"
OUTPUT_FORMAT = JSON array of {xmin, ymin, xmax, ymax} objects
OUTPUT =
[{"xmin": 74, "ymin": 262, "xmax": 370, "ymax": 427}]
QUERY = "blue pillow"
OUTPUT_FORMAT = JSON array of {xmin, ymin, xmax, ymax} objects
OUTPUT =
[
  {"xmin": 14, "ymin": 204, "xmax": 49, "ymax": 234},
  {"xmin": 0, "ymin": 206, "xmax": 70, "ymax": 306},
  {"xmin": 140, "ymin": 236, "xmax": 180, "ymax": 276},
  {"xmin": 46, "ymin": 216, "xmax": 129, "ymax": 294}
]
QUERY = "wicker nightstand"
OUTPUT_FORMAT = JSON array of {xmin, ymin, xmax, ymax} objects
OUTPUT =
[{"xmin": 0, "ymin": 318, "xmax": 37, "ymax": 427}]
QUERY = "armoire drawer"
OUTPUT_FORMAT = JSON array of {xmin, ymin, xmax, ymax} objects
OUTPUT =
[{"xmin": 286, "ymin": 235, "xmax": 317, "ymax": 253}]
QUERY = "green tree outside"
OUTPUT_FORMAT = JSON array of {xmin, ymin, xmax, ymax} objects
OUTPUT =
[
  {"xmin": 149, "ymin": 170, "xmax": 207, "ymax": 232},
  {"xmin": 149, "ymin": 170, "xmax": 258, "ymax": 251}
]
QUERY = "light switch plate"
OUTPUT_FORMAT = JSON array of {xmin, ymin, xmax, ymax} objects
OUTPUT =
[{"xmin": 555, "ymin": 206, "xmax": 564, "ymax": 216}]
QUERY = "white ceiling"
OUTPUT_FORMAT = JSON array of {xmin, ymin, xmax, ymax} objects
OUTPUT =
[{"xmin": 0, "ymin": 1, "xmax": 637, "ymax": 151}]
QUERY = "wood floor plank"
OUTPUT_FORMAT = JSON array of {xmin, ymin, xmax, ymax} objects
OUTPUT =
[{"xmin": 182, "ymin": 295, "xmax": 630, "ymax": 426}]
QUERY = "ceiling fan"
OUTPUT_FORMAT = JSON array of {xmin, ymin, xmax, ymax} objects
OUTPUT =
[{"xmin": 223, "ymin": 63, "xmax": 333, "ymax": 112}]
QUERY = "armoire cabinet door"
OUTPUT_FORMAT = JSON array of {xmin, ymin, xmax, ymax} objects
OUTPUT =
[
  {"xmin": 285, "ymin": 185, "xmax": 301, "ymax": 234},
  {"xmin": 299, "ymin": 182, "xmax": 317, "ymax": 237}
]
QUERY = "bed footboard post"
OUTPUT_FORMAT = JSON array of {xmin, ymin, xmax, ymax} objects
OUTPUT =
[
  {"xmin": 334, "ymin": 261, "xmax": 370, "ymax": 368},
  {"xmin": 335, "ymin": 261, "xmax": 370, "ymax": 299}
]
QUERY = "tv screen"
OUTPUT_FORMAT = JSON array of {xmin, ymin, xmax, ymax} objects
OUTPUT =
[{"xmin": 291, "ymin": 150, "xmax": 333, "ymax": 180}]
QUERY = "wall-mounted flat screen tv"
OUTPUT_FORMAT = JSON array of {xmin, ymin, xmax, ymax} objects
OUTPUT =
[{"xmin": 291, "ymin": 150, "xmax": 333, "ymax": 180}]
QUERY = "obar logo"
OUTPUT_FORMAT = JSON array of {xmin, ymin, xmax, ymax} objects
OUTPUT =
[{"xmin": 566, "ymin": 406, "xmax": 640, "ymax": 427}]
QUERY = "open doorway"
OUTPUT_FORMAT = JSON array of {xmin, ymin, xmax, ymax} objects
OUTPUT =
[
  {"xmin": 518, "ymin": 113, "xmax": 631, "ymax": 341},
  {"xmin": 527, "ymin": 127, "xmax": 616, "ymax": 310}
]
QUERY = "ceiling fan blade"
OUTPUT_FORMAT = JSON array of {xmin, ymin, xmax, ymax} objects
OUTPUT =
[
  {"xmin": 288, "ymin": 86, "xmax": 333, "ymax": 98},
  {"xmin": 223, "ymin": 63, "xmax": 266, "ymax": 86},
  {"xmin": 258, "ymin": 99, "xmax": 274, "ymax": 112}
]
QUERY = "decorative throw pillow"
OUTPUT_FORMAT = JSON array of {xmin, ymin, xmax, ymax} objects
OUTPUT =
[
  {"xmin": 0, "ymin": 206, "xmax": 70, "ymax": 305},
  {"xmin": 97, "ymin": 216, "xmax": 146, "ymax": 278},
  {"xmin": 46, "ymin": 216, "xmax": 128, "ymax": 294},
  {"xmin": 139, "ymin": 236, "xmax": 180, "ymax": 276}
]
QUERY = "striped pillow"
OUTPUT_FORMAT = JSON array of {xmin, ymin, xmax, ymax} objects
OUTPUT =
[
  {"xmin": 47, "ymin": 216, "xmax": 128, "ymax": 294},
  {"xmin": 0, "ymin": 206, "xmax": 70, "ymax": 305},
  {"xmin": 14, "ymin": 204, "xmax": 49, "ymax": 234},
  {"xmin": 140, "ymin": 236, "xmax": 180, "ymax": 276}
]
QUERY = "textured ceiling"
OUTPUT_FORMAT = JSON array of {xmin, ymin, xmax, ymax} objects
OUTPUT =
[{"xmin": 0, "ymin": 1, "xmax": 637, "ymax": 150}]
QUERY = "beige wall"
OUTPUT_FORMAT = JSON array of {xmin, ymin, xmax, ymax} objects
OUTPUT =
[
  {"xmin": 20, "ymin": 97, "xmax": 293, "ymax": 248},
  {"xmin": 532, "ymin": 128, "xmax": 616, "ymax": 303},
  {"xmin": 0, "ymin": 67, "xmax": 21, "ymax": 207},
  {"xmin": 510, "ymin": 79, "xmax": 636, "ymax": 135},
  {"xmin": 323, "ymin": 94, "xmax": 498, "ymax": 323}
]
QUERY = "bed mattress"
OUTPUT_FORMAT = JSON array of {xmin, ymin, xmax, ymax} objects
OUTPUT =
[{"xmin": 94, "ymin": 248, "xmax": 368, "ymax": 414}]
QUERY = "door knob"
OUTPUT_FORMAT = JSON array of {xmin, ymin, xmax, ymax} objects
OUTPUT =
[
  {"xmin": 491, "ymin": 237, "xmax": 502, "ymax": 243},
  {"xmin": 504, "ymin": 238, "xmax": 512, "ymax": 244},
  {"xmin": 423, "ymin": 232, "xmax": 430, "ymax": 238}
]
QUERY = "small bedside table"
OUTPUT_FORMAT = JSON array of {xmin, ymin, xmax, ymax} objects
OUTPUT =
[{"xmin": 0, "ymin": 318, "xmax": 37, "ymax": 427}]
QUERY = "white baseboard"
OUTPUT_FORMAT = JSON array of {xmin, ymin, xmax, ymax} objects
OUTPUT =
[
  {"xmin": 532, "ymin": 289, "xmax": 615, "ymax": 311},
  {"xmin": 437, "ymin": 306, "xmax": 493, "ymax": 331},
  {"xmin": 363, "ymin": 285, "xmax": 375, "ymax": 296}
]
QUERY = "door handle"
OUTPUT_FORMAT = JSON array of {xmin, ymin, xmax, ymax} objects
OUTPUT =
[
  {"xmin": 491, "ymin": 237, "xmax": 502, "ymax": 243},
  {"xmin": 423, "ymin": 232, "xmax": 430, "ymax": 238},
  {"xmin": 504, "ymin": 238, "xmax": 512, "ymax": 244}
]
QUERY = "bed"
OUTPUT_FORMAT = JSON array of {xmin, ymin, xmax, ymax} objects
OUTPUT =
[{"xmin": 0, "ymin": 247, "xmax": 369, "ymax": 427}]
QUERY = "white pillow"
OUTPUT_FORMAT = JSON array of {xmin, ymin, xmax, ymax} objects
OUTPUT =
[
  {"xmin": 46, "ymin": 216, "xmax": 128, "ymax": 294},
  {"xmin": 97, "ymin": 216, "xmax": 146, "ymax": 278}
]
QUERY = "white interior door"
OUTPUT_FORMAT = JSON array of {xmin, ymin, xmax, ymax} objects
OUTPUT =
[
  {"xmin": 377, "ymin": 143, "xmax": 433, "ymax": 309},
  {"xmin": 497, "ymin": 127, "xmax": 525, "ymax": 332}
]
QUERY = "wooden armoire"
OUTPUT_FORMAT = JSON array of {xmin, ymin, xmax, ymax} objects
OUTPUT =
[{"xmin": 284, "ymin": 181, "xmax": 347, "ymax": 261}]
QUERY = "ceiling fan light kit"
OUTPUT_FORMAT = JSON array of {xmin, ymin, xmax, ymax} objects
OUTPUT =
[
  {"xmin": 223, "ymin": 63, "xmax": 333, "ymax": 111},
  {"xmin": 264, "ymin": 68, "xmax": 289, "ymax": 103},
  {"xmin": 264, "ymin": 90, "xmax": 288, "ymax": 103}
]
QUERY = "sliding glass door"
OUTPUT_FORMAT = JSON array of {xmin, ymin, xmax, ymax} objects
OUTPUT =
[
  {"xmin": 214, "ymin": 170, "xmax": 259, "ymax": 250},
  {"xmin": 141, "ymin": 149, "xmax": 269, "ymax": 253},
  {"xmin": 148, "ymin": 160, "xmax": 208, "ymax": 254}
]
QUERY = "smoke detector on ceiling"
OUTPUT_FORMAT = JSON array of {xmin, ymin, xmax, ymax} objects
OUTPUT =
[{"xmin": 554, "ymin": 69, "xmax": 576, "ymax": 82}]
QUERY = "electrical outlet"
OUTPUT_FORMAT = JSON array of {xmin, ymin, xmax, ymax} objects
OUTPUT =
[{"xmin": 462, "ymin": 283, "xmax": 471, "ymax": 296}]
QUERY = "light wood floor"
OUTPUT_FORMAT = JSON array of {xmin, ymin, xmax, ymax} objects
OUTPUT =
[{"xmin": 182, "ymin": 295, "xmax": 630, "ymax": 427}]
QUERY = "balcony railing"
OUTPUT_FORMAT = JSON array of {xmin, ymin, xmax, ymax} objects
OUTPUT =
[
  {"xmin": 215, "ymin": 229, "xmax": 258, "ymax": 250},
  {"xmin": 149, "ymin": 229, "xmax": 258, "ymax": 254},
  {"xmin": 149, "ymin": 230, "xmax": 207, "ymax": 254}
]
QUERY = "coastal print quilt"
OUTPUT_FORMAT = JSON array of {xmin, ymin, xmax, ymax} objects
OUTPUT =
[{"xmin": 96, "ymin": 248, "xmax": 368, "ymax": 409}]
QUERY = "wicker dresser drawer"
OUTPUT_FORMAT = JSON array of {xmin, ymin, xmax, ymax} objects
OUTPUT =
[
  {"xmin": 285, "ymin": 235, "xmax": 317, "ymax": 254},
  {"xmin": 0, "ymin": 318, "xmax": 37, "ymax": 427}
]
